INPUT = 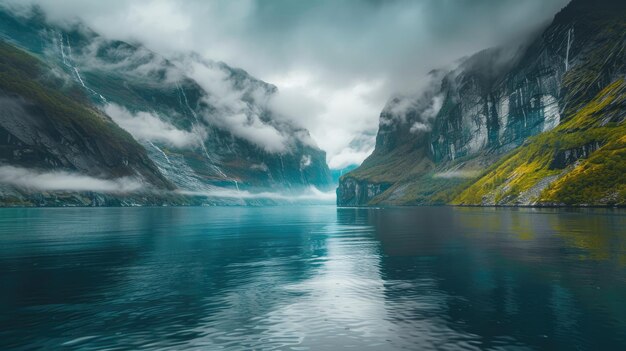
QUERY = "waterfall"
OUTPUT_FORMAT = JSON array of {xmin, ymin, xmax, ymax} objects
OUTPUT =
[
  {"xmin": 57, "ymin": 31, "xmax": 68, "ymax": 66},
  {"xmin": 148, "ymin": 141, "xmax": 172, "ymax": 165},
  {"xmin": 177, "ymin": 83, "xmax": 228, "ymax": 179},
  {"xmin": 73, "ymin": 67, "xmax": 87, "ymax": 88},
  {"xmin": 565, "ymin": 28, "xmax": 573, "ymax": 72},
  {"xmin": 178, "ymin": 83, "xmax": 202, "ymax": 125},
  {"xmin": 55, "ymin": 31, "xmax": 106, "ymax": 103}
]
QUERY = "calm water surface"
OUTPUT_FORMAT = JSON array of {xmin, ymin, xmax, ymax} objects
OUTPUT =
[{"xmin": 1, "ymin": 206, "xmax": 626, "ymax": 350}]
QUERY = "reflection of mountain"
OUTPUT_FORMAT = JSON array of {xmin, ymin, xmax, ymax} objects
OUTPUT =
[
  {"xmin": 2, "ymin": 207, "xmax": 626, "ymax": 349},
  {"xmin": 338, "ymin": 0, "xmax": 625, "ymax": 206},
  {"xmin": 0, "ymin": 207, "xmax": 332, "ymax": 349},
  {"xmin": 0, "ymin": 7, "xmax": 332, "ymax": 206},
  {"xmin": 337, "ymin": 206, "xmax": 626, "ymax": 349}
]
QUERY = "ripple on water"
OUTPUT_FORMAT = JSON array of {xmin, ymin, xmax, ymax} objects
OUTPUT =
[{"xmin": 1, "ymin": 207, "xmax": 626, "ymax": 350}]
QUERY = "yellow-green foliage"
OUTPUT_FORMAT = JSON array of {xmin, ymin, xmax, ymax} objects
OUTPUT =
[
  {"xmin": 451, "ymin": 136, "xmax": 559, "ymax": 204},
  {"xmin": 453, "ymin": 79, "xmax": 625, "ymax": 205},
  {"xmin": 540, "ymin": 134, "xmax": 626, "ymax": 205},
  {"xmin": 367, "ymin": 173, "xmax": 466, "ymax": 206}
]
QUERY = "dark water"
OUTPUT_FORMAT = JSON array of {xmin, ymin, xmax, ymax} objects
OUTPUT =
[{"xmin": 1, "ymin": 206, "xmax": 626, "ymax": 350}]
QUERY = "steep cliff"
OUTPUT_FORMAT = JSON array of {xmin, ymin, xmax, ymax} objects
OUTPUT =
[
  {"xmin": 338, "ymin": 0, "xmax": 625, "ymax": 206},
  {"xmin": 0, "ymin": 6, "xmax": 332, "ymax": 205},
  {"xmin": 0, "ymin": 40, "xmax": 181, "ymax": 205},
  {"xmin": 454, "ymin": 79, "xmax": 625, "ymax": 206}
]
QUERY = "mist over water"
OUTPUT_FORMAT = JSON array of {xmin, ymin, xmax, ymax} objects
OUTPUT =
[{"xmin": 1, "ymin": 206, "xmax": 625, "ymax": 350}]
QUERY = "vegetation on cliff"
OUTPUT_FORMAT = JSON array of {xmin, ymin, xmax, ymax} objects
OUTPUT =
[
  {"xmin": 338, "ymin": 0, "xmax": 625, "ymax": 207},
  {"xmin": 454, "ymin": 79, "xmax": 625, "ymax": 206},
  {"xmin": 0, "ymin": 40, "xmax": 172, "ymax": 187}
]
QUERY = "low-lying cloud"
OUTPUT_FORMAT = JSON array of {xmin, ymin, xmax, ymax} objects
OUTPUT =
[
  {"xmin": 0, "ymin": 165, "xmax": 336, "ymax": 203},
  {"xmin": 3, "ymin": 0, "xmax": 571, "ymax": 168},
  {"xmin": 178, "ymin": 186, "xmax": 336, "ymax": 203},
  {"xmin": 174, "ymin": 57, "xmax": 291, "ymax": 153},
  {"xmin": 433, "ymin": 170, "xmax": 481, "ymax": 179},
  {"xmin": 104, "ymin": 103, "xmax": 199, "ymax": 149},
  {"xmin": 53, "ymin": 33, "xmax": 294, "ymax": 154},
  {"xmin": 0, "ymin": 166, "xmax": 143, "ymax": 192}
]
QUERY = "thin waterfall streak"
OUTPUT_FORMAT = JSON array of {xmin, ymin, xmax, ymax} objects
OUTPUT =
[
  {"xmin": 148, "ymin": 141, "xmax": 172, "ymax": 165},
  {"xmin": 73, "ymin": 67, "xmax": 87, "ymax": 88},
  {"xmin": 57, "ymin": 31, "xmax": 68, "ymax": 66},
  {"xmin": 177, "ymin": 83, "xmax": 228, "ymax": 179},
  {"xmin": 55, "ymin": 30, "xmax": 106, "ymax": 103},
  {"xmin": 565, "ymin": 28, "xmax": 573, "ymax": 72}
]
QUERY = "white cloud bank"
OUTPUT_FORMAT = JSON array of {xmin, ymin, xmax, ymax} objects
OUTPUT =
[
  {"xmin": 3, "ymin": 0, "xmax": 571, "ymax": 169},
  {"xmin": 0, "ymin": 166, "xmax": 143, "ymax": 192},
  {"xmin": 178, "ymin": 186, "xmax": 336, "ymax": 203},
  {"xmin": 268, "ymin": 74, "xmax": 381, "ymax": 167},
  {"xmin": 0, "ymin": 165, "xmax": 335, "ymax": 203},
  {"xmin": 171, "ymin": 56, "xmax": 291, "ymax": 153},
  {"xmin": 104, "ymin": 103, "xmax": 199, "ymax": 149}
]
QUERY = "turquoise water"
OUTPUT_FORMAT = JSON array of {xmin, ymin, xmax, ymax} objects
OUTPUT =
[{"xmin": 1, "ymin": 206, "xmax": 626, "ymax": 350}]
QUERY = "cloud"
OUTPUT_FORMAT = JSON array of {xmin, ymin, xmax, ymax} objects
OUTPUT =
[
  {"xmin": 328, "ymin": 148, "xmax": 374, "ymax": 170},
  {"xmin": 104, "ymin": 103, "xmax": 199, "ymax": 149},
  {"xmin": 0, "ymin": 166, "xmax": 143, "ymax": 192},
  {"xmin": 48, "ymin": 30, "xmax": 293, "ymax": 153},
  {"xmin": 70, "ymin": 36, "xmax": 185, "ymax": 83},
  {"xmin": 407, "ymin": 93, "xmax": 444, "ymax": 133},
  {"xmin": 433, "ymin": 170, "xmax": 481, "ymax": 179},
  {"xmin": 299, "ymin": 155, "xmax": 312, "ymax": 170},
  {"xmin": 3, "ymin": 0, "xmax": 570, "ymax": 168},
  {"xmin": 423, "ymin": 95, "xmax": 444, "ymax": 120},
  {"xmin": 171, "ymin": 56, "xmax": 290, "ymax": 153},
  {"xmin": 410, "ymin": 122, "xmax": 431, "ymax": 133},
  {"xmin": 269, "ymin": 75, "xmax": 382, "ymax": 167},
  {"xmin": 0, "ymin": 165, "xmax": 335, "ymax": 203},
  {"xmin": 178, "ymin": 185, "xmax": 336, "ymax": 203}
]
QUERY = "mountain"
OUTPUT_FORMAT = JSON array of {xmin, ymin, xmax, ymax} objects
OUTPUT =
[
  {"xmin": 338, "ymin": 0, "xmax": 625, "ymax": 207},
  {"xmin": 0, "ymin": 6, "xmax": 332, "ymax": 206}
]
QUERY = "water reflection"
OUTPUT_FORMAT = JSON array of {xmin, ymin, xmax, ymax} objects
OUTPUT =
[
  {"xmin": 0, "ymin": 206, "xmax": 625, "ymax": 350},
  {"xmin": 339, "ymin": 207, "xmax": 626, "ymax": 350}
]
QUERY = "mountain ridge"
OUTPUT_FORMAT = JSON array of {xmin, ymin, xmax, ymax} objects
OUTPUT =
[
  {"xmin": 338, "ymin": 0, "xmax": 625, "ymax": 207},
  {"xmin": 0, "ymin": 5, "xmax": 334, "ymax": 206}
]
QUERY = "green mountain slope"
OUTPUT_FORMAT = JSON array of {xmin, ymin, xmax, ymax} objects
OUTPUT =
[
  {"xmin": 0, "ymin": 7, "xmax": 332, "ymax": 193},
  {"xmin": 454, "ymin": 79, "xmax": 625, "ymax": 206},
  {"xmin": 337, "ymin": 0, "xmax": 625, "ymax": 207},
  {"xmin": 0, "ymin": 40, "xmax": 172, "ymax": 188}
]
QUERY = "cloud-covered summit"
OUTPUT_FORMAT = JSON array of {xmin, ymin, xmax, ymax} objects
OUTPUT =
[{"xmin": 2, "ymin": 0, "xmax": 570, "ymax": 169}]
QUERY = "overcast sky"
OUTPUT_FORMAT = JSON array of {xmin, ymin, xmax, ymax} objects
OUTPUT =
[{"xmin": 8, "ymin": 0, "xmax": 570, "ymax": 169}]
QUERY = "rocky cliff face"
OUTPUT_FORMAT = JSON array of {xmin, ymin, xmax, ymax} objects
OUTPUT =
[
  {"xmin": 0, "ymin": 7, "xmax": 332, "ymax": 205},
  {"xmin": 0, "ymin": 40, "xmax": 172, "ymax": 185},
  {"xmin": 338, "ymin": 0, "xmax": 625, "ymax": 206}
]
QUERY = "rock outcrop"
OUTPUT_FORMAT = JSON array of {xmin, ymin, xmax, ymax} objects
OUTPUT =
[
  {"xmin": 339, "ymin": 0, "xmax": 625, "ymax": 206},
  {"xmin": 0, "ymin": 6, "xmax": 333, "ymax": 206}
]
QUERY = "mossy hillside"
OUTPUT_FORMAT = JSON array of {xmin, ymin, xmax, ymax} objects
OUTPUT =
[
  {"xmin": 540, "ymin": 134, "xmax": 626, "ymax": 205},
  {"xmin": 368, "ymin": 173, "xmax": 467, "ymax": 205},
  {"xmin": 341, "ymin": 142, "xmax": 432, "ymax": 184},
  {"xmin": 453, "ymin": 79, "xmax": 626, "ymax": 205},
  {"xmin": 0, "ymin": 41, "xmax": 131, "ymax": 146},
  {"xmin": 0, "ymin": 40, "xmax": 172, "ymax": 188},
  {"xmin": 337, "ymin": 0, "xmax": 625, "ymax": 207},
  {"xmin": 341, "ymin": 139, "xmax": 489, "ymax": 205}
]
